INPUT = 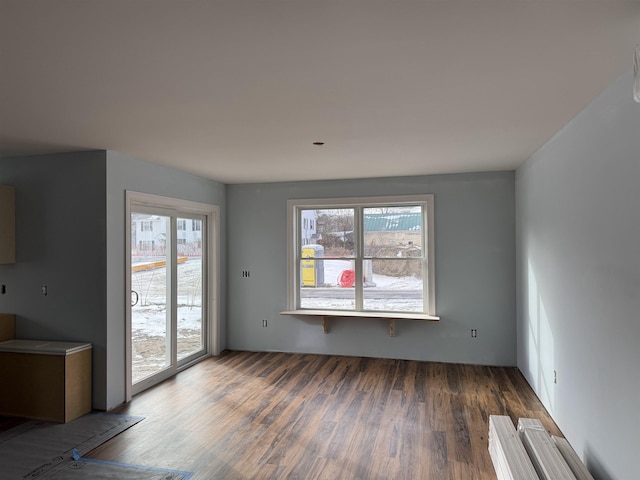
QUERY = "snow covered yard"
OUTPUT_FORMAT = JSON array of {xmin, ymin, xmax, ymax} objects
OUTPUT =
[{"xmin": 131, "ymin": 258, "xmax": 203, "ymax": 382}]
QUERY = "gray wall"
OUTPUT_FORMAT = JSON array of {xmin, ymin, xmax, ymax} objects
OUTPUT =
[
  {"xmin": 516, "ymin": 70, "xmax": 640, "ymax": 479},
  {"xmin": 0, "ymin": 151, "xmax": 109, "ymax": 407},
  {"xmin": 0, "ymin": 150, "xmax": 226, "ymax": 411},
  {"xmin": 105, "ymin": 151, "xmax": 226, "ymax": 409},
  {"xmin": 227, "ymin": 171, "xmax": 516, "ymax": 366}
]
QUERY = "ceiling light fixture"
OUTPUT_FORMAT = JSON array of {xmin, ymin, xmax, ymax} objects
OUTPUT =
[{"xmin": 634, "ymin": 44, "xmax": 640, "ymax": 103}]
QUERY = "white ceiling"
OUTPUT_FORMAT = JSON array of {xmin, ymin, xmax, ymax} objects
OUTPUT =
[{"xmin": 1, "ymin": 1, "xmax": 638, "ymax": 184}]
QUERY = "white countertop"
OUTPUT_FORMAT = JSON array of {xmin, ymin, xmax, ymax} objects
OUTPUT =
[{"xmin": 0, "ymin": 339, "xmax": 92, "ymax": 355}]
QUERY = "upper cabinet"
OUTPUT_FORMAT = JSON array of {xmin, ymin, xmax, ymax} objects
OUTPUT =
[{"xmin": 0, "ymin": 185, "xmax": 16, "ymax": 264}]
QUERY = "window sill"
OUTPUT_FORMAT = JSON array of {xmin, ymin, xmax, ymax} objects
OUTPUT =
[{"xmin": 280, "ymin": 310, "xmax": 440, "ymax": 337}]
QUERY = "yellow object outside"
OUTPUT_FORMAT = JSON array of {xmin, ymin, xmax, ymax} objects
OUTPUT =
[{"xmin": 301, "ymin": 245, "xmax": 324, "ymax": 287}]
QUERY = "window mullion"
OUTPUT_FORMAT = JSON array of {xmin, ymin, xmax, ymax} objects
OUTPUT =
[
  {"xmin": 295, "ymin": 207, "xmax": 302, "ymax": 309},
  {"xmin": 354, "ymin": 206, "xmax": 363, "ymax": 311},
  {"xmin": 169, "ymin": 216, "xmax": 178, "ymax": 366},
  {"xmin": 422, "ymin": 204, "xmax": 429, "ymax": 315}
]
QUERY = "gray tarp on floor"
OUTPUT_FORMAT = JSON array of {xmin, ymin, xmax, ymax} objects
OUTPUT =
[
  {"xmin": 0, "ymin": 413, "xmax": 144, "ymax": 479},
  {"xmin": 39, "ymin": 458, "xmax": 192, "ymax": 480}
]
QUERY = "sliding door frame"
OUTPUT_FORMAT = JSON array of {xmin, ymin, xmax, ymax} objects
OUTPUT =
[{"xmin": 125, "ymin": 191, "xmax": 220, "ymax": 401}]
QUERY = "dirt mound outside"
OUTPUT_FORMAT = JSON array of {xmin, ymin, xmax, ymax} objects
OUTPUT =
[{"xmin": 371, "ymin": 245, "xmax": 422, "ymax": 278}]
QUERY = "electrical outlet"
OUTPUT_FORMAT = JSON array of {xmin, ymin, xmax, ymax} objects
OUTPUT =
[
  {"xmin": 553, "ymin": 370, "xmax": 557, "ymax": 384},
  {"xmin": 262, "ymin": 319, "xmax": 268, "ymax": 327},
  {"xmin": 242, "ymin": 270, "xmax": 250, "ymax": 278},
  {"xmin": 471, "ymin": 328, "xmax": 477, "ymax": 338},
  {"xmin": 41, "ymin": 285, "xmax": 48, "ymax": 296}
]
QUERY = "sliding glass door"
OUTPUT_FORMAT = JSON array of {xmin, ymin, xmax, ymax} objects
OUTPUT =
[{"xmin": 128, "ymin": 193, "xmax": 215, "ymax": 396}]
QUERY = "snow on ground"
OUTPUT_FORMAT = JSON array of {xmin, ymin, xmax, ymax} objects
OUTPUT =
[
  {"xmin": 132, "ymin": 259, "xmax": 203, "ymax": 337},
  {"xmin": 132, "ymin": 258, "xmax": 424, "ymax": 339},
  {"xmin": 302, "ymin": 259, "xmax": 424, "ymax": 311},
  {"xmin": 321, "ymin": 259, "xmax": 421, "ymax": 289},
  {"xmin": 131, "ymin": 258, "xmax": 205, "ymax": 381},
  {"xmin": 131, "ymin": 257, "xmax": 424, "ymax": 380}
]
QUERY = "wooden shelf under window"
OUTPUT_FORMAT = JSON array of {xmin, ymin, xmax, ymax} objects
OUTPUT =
[{"xmin": 280, "ymin": 310, "xmax": 440, "ymax": 336}]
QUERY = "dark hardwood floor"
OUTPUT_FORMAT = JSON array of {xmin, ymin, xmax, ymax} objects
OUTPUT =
[
  {"xmin": 89, "ymin": 351, "xmax": 561, "ymax": 479},
  {"xmin": 0, "ymin": 351, "xmax": 562, "ymax": 479}
]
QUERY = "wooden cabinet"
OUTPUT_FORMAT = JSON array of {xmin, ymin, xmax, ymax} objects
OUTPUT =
[
  {"xmin": 0, "ymin": 339, "xmax": 92, "ymax": 422},
  {"xmin": 0, "ymin": 185, "xmax": 16, "ymax": 264}
]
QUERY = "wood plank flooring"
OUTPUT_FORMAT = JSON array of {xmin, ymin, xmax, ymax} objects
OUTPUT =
[{"xmin": 18, "ymin": 351, "xmax": 564, "ymax": 479}]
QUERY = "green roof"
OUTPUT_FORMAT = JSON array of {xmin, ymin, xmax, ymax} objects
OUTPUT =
[{"xmin": 363, "ymin": 213, "xmax": 421, "ymax": 232}]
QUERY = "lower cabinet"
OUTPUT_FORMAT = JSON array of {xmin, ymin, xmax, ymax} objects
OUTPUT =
[{"xmin": 0, "ymin": 340, "xmax": 92, "ymax": 423}]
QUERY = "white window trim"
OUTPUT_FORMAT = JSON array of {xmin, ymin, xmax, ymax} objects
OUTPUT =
[{"xmin": 285, "ymin": 194, "xmax": 437, "ymax": 319}]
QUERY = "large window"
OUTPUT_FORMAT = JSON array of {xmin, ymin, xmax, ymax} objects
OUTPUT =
[{"xmin": 287, "ymin": 195, "xmax": 435, "ymax": 316}]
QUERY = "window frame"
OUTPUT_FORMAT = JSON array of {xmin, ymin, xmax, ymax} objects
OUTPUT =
[{"xmin": 286, "ymin": 194, "xmax": 436, "ymax": 317}]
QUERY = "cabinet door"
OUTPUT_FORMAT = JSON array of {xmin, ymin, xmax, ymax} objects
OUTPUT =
[{"xmin": 0, "ymin": 185, "xmax": 16, "ymax": 264}]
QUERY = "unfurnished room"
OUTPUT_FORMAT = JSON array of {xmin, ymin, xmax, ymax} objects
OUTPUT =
[{"xmin": 0, "ymin": 1, "xmax": 639, "ymax": 479}]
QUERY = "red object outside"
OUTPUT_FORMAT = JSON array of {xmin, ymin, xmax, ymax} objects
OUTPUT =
[{"xmin": 338, "ymin": 269, "xmax": 355, "ymax": 288}]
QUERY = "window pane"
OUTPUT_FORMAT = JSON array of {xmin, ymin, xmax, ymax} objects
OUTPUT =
[
  {"xmin": 177, "ymin": 217, "xmax": 204, "ymax": 361},
  {"xmin": 131, "ymin": 213, "xmax": 171, "ymax": 384},
  {"xmin": 299, "ymin": 258, "xmax": 355, "ymax": 310},
  {"xmin": 303, "ymin": 208, "xmax": 355, "ymax": 257},
  {"xmin": 363, "ymin": 206, "xmax": 422, "ymax": 257},
  {"xmin": 363, "ymin": 258, "xmax": 423, "ymax": 312}
]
